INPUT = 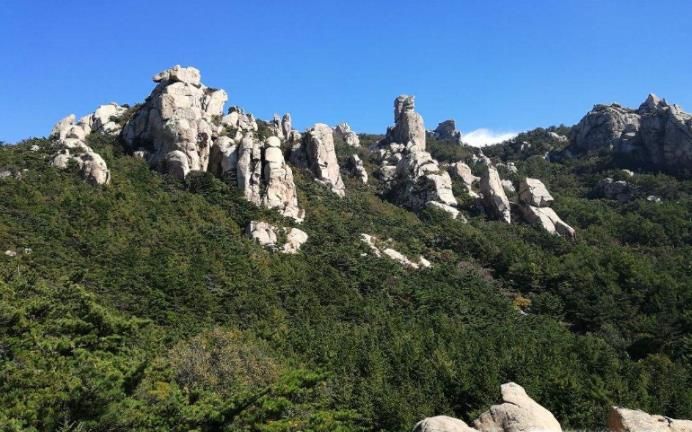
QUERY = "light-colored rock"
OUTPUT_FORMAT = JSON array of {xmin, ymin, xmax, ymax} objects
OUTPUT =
[
  {"xmin": 449, "ymin": 161, "xmax": 480, "ymax": 197},
  {"xmin": 348, "ymin": 154, "xmax": 368, "ymax": 184},
  {"xmin": 30, "ymin": 145, "xmax": 40, "ymax": 152},
  {"xmin": 236, "ymin": 135, "xmax": 264, "ymax": 205},
  {"xmin": 335, "ymin": 123, "xmax": 360, "ymax": 147},
  {"xmin": 480, "ymin": 163, "xmax": 511, "ymax": 223},
  {"xmin": 295, "ymin": 123, "xmax": 345, "ymax": 197},
  {"xmin": 427, "ymin": 201, "xmax": 463, "ymax": 220},
  {"xmin": 519, "ymin": 178, "xmax": 554, "ymax": 207},
  {"xmin": 4, "ymin": 250, "xmax": 17, "ymax": 257},
  {"xmin": 360, "ymin": 233, "xmax": 431, "ymax": 269},
  {"xmin": 621, "ymin": 169, "xmax": 635, "ymax": 177},
  {"xmin": 608, "ymin": 406, "xmax": 692, "ymax": 432},
  {"xmin": 594, "ymin": 177, "xmax": 637, "ymax": 203},
  {"xmin": 282, "ymin": 227, "xmax": 308, "ymax": 254},
  {"xmin": 501, "ymin": 179, "xmax": 515, "ymax": 194},
  {"xmin": 262, "ymin": 137, "xmax": 305, "ymax": 222},
  {"xmin": 520, "ymin": 205, "xmax": 575, "ymax": 238},
  {"xmin": 570, "ymin": 103, "xmax": 641, "ymax": 153},
  {"xmin": 91, "ymin": 103, "xmax": 128, "ymax": 135},
  {"xmin": 432, "ymin": 120, "xmax": 462, "ymax": 143},
  {"xmin": 122, "ymin": 65, "xmax": 228, "ymax": 179},
  {"xmin": 474, "ymin": 382, "xmax": 562, "ymax": 432},
  {"xmin": 246, "ymin": 221, "xmax": 278, "ymax": 248},
  {"xmin": 386, "ymin": 95, "xmax": 426, "ymax": 152},
  {"xmin": 51, "ymin": 148, "xmax": 111, "ymax": 185},
  {"xmin": 413, "ymin": 415, "xmax": 477, "ymax": 432},
  {"xmin": 547, "ymin": 131, "xmax": 568, "ymax": 143},
  {"xmin": 281, "ymin": 113, "xmax": 292, "ymax": 139}
]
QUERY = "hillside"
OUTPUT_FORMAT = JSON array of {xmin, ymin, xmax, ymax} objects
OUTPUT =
[{"xmin": 1, "ymin": 66, "xmax": 691, "ymax": 432}]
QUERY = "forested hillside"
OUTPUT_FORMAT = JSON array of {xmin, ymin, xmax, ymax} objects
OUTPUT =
[{"xmin": 1, "ymin": 125, "xmax": 690, "ymax": 430}]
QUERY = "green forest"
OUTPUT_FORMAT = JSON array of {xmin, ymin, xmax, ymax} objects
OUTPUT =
[{"xmin": 1, "ymin": 132, "xmax": 691, "ymax": 431}]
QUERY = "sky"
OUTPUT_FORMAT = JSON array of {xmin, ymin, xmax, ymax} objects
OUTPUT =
[{"xmin": 1, "ymin": 0, "xmax": 691, "ymax": 145}]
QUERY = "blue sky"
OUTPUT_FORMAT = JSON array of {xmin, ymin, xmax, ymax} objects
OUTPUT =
[{"xmin": 1, "ymin": 0, "xmax": 691, "ymax": 145}]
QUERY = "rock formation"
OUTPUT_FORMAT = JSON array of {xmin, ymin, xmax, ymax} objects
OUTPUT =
[
  {"xmin": 479, "ymin": 162, "xmax": 511, "ymax": 223},
  {"xmin": 122, "ymin": 65, "xmax": 228, "ymax": 179},
  {"xmin": 608, "ymin": 407, "xmax": 692, "ymax": 432},
  {"xmin": 518, "ymin": 178, "xmax": 575, "ymax": 238},
  {"xmin": 48, "ymin": 104, "xmax": 127, "ymax": 186},
  {"xmin": 246, "ymin": 221, "xmax": 308, "ymax": 254},
  {"xmin": 372, "ymin": 96, "xmax": 460, "ymax": 219},
  {"xmin": 568, "ymin": 94, "xmax": 692, "ymax": 175},
  {"xmin": 413, "ymin": 416, "xmax": 477, "ymax": 432},
  {"xmin": 432, "ymin": 119, "xmax": 462, "ymax": 143},
  {"xmin": 335, "ymin": 122, "xmax": 360, "ymax": 147},
  {"xmin": 473, "ymin": 383, "xmax": 562, "ymax": 432},
  {"xmin": 593, "ymin": 177, "xmax": 637, "ymax": 203},
  {"xmin": 448, "ymin": 161, "xmax": 480, "ymax": 198},
  {"xmin": 361, "ymin": 234, "xmax": 431, "ymax": 270},
  {"xmin": 348, "ymin": 154, "xmax": 368, "ymax": 184},
  {"xmin": 291, "ymin": 123, "xmax": 346, "ymax": 197}
]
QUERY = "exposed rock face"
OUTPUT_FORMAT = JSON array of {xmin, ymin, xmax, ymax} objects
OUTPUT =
[
  {"xmin": 246, "ymin": 221, "xmax": 308, "ymax": 254},
  {"xmin": 519, "ymin": 178, "xmax": 554, "ymax": 207},
  {"xmin": 291, "ymin": 123, "xmax": 346, "ymax": 197},
  {"xmin": 449, "ymin": 161, "xmax": 480, "ymax": 198},
  {"xmin": 594, "ymin": 177, "xmax": 637, "ymax": 203},
  {"xmin": 479, "ymin": 163, "xmax": 511, "ymax": 223},
  {"xmin": 473, "ymin": 382, "xmax": 562, "ymax": 432},
  {"xmin": 372, "ymin": 96, "xmax": 460, "ymax": 219},
  {"xmin": 413, "ymin": 416, "xmax": 477, "ymax": 432},
  {"xmin": 518, "ymin": 178, "xmax": 575, "ymax": 238},
  {"xmin": 348, "ymin": 154, "xmax": 368, "ymax": 184},
  {"xmin": 608, "ymin": 406, "xmax": 692, "ymax": 432},
  {"xmin": 569, "ymin": 94, "xmax": 692, "ymax": 175},
  {"xmin": 501, "ymin": 179, "xmax": 516, "ymax": 195},
  {"xmin": 49, "ymin": 106, "xmax": 125, "ymax": 186},
  {"xmin": 121, "ymin": 65, "xmax": 228, "ymax": 179},
  {"xmin": 548, "ymin": 131, "xmax": 568, "ymax": 143},
  {"xmin": 432, "ymin": 119, "xmax": 462, "ymax": 143},
  {"xmin": 361, "ymin": 234, "xmax": 430, "ymax": 269},
  {"xmin": 262, "ymin": 136, "xmax": 305, "ymax": 221},
  {"xmin": 335, "ymin": 122, "xmax": 360, "ymax": 147}
]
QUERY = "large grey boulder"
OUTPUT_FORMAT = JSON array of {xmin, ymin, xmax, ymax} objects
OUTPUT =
[
  {"xmin": 608, "ymin": 406, "xmax": 692, "ymax": 432},
  {"xmin": 570, "ymin": 103, "xmax": 641, "ymax": 153},
  {"xmin": 432, "ymin": 119, "xmax": 462, "ymax": 143},
  {"xmin": 594, "ymin": 177, "xmax": 637, "ymax": 203},
  {"xmin": 52, "ymin": 148, "xmax": 111, "ymax": 185},
  {"xmin": 246, "ymin": 221, "xmax": 308, "ymax": 254},
  {"xmin": 335, "ymin": 122, "xmax": 360, "ymax": 147},
  {"xmin": 384, "ymin": 95, "xmax": 426, "ymax": 152},
  {"xmin": 262, "ymin": 136, "xmax": 305, "ymax": 222},
  {"xmin": 413, "ymin": 416, "xmax": 477, "ymax": 432},
  {"xmin": 520, "ymin": 205, "xmax": 575, "ymax": 238},
  {"xmin": 361, "ymin": 234, "xmax": 431, "ymax": 269},
  {"xmin": 292, "ymin": 123, "xmax": 346, "ymax": 197},
  {"xmin": 474, "ymin": 382, "xmax": 562, "ymax": 432},
  {"xmin": 519, "ymin": 178, "xmax": 554, "ymax": 207},
  {"xmin": 121, "ymin": 65, "xmax": 228, "ymax": 179},
  {"xmin": 479, "ymin": 163, "xmax": 511, "ymax": 224},
  {"xmin": 348, "ymin": 154, "xmax": 368, "ymax": 184},
  {"xmin": 449, "ymin": 161, "xmax": 480, "ymax": 198}
]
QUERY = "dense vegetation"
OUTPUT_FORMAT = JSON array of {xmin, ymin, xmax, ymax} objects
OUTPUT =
[{"xmin": 0, "ymin": 133, "xmax": 690, "ymax": 431}]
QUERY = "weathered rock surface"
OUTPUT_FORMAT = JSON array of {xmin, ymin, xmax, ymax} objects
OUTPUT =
[
  {"xmin": 608, "ymin": 406, "xmax": 692, "ymax": 432},
  {"xmin": 348, "ymin": 154, "xmax": 368, "ymax": 184},
  {"xmin": 246, "ymin": 221, "xmax": 308, "ymax": 254},
  {"xmin": 432, "ymin": 119, "xmax": 462, "ymax": 143},
  {"xmin": 335, "ymin": 122, "xmax": 360, "ymax": 147},
  {"xmin": 519, "ymin": 178, "xmax": 554, "ymax": 207},
  {"xmin": 594, "ymin": 177, "xmax": 637, "ymax": 203},
  {"xmin": 361, "ymin": 234, "xmax": 430, "ymax": 270},
  {"xmin": 473, "ymin": 382, "xmax": 562, "ymax": 432},
  {"xmin": 520, "ymin": 205, "xmax": 575, "ymax": 238},
  {"xmin": 413, "ymin": 415, "xmax": 477, "ymax": 432},
  {"xmin": 448, "ymin": 161, "xmax": 480, "ymax": 198},
  {"xmin": 479, "ymin": 163, "xmax": 511, "ymax": 223},
  {"xmin": 122, "ymin": 65, "xmax": 228, "ymax": 179},
  {"xmin": 569, "ymin": 94, "xmax": 692, "ymax": 175},
  {"xmin": 291, "ymin": 123, "xmax": 346, "ymax": 197},
  {"xmin": 383, "ymin": 95, "xmax": 426, "ymax": 152}
]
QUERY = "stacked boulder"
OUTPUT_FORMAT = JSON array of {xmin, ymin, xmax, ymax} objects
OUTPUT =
[
  {"xmin": 335, "ymin": 122, "xmax": 360, "ymax": 147},
  {"xmin": 593, "ymin": 177, "xmax": 637, "ymax": 203},
  {"xmin": 448, "ymin": 161, "xmax": 480, "ymax": 198},
  {"xmin": 121, "ymin": 65, "xmax": 304, "ymax": 221},
  {"xmin": 518, "ymin": 178, "xmax": 575, "ymax": 238},
  {"xmin": 479, "ymin": 162, "xmax": 511, "ymax": 223},
  {"xmin": 122, "ymin": 65, "xmax": 228, "ymax": 179},
  {"xmin": 608, "ymin": 406, "xmax": 692, "ymax": 432},
  {"xmin": 246, "ymin": 221, "xmax": 308, "ymax": 254},
  {"xmin": 290, "ymin": 123, "xmax": 346, "ymax": 197},
  {"xmin": 431, "ymin": 119, "xmax": 462, "ymax": 143},
  {"xmin": 373, "ymin": 95, "xmax": 460, "ymax": 219},
  {"xmin": 49, "ymin": 103, "xmax": 128, "ymax": 185},
  {"xmin": 568, "ymin": 94, "xmax": 692, "ymax": 176},
  {"xmin": 348, "ymin": 154, "xmax": 368, "ymax": 184}
]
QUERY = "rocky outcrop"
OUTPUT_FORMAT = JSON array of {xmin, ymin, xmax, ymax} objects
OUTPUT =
[
  {"xmin": 348, "ymin": 154, "xmax": 368, "ymax": 184},
  {"xmin": 48, "ymin": 105, "xmax": 126, "ymax": 186},
  {"xmin": 361, "ymin": 234, "xmax": 431, "ymax": 270},
  {"xmin": 413, "ymin": 416, "xmax": 477, "ymax": 432},
  {"xmin": 432, "ymin": 119, "xmax": 462, "ymax": 143},
  {"xmin": 479, "ymin": 163, "xmax": 511, "ymax": 223},
  {"xmin": 448, "ymin": 161, "xmax": 479, "ymax": 198},
  {"xmin": 291, "ymin": 123, "xmax": 346, "ymax": 197},
  {"xmin": 608, "ymin": 406, "xmax": 692, "ymax": 432},
  {"xmin": 122, "ymin": 65, "xmax": 228, "ymax": 179},
  {"xmin": 593, "ymin": 177, "xmax": 637, "ymax": 203},
  {"xmin": 518, "ymin": 178, "xmax": 575, "ymax": 238},
  {"xmin": 568, "ymin": 94, "xmax": 692, "ymax": 175},
  {"xmin": 372, "ymin": 96, "xmax": 460, "ymax": 219},
  {"xmin": 335, "ymin": 122, "xmax": 360, "ymax": 147},
  {"xmin": 473, "ymin": 382, "xmax": 562, "ymax": 432},
  {"xmin": 246, "ymin": 221, "xmax": 308, "ymax": 254}
]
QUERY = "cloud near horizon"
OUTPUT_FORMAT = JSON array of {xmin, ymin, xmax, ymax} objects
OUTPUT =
[{"xmin": 461, "ymin": 128, "xmax": 519, "ymax": 147}]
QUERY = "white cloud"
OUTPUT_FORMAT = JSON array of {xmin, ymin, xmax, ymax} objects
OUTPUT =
[{"xmin": 460, "ymin": 128, "xmax": 518, "ymax": 147}]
